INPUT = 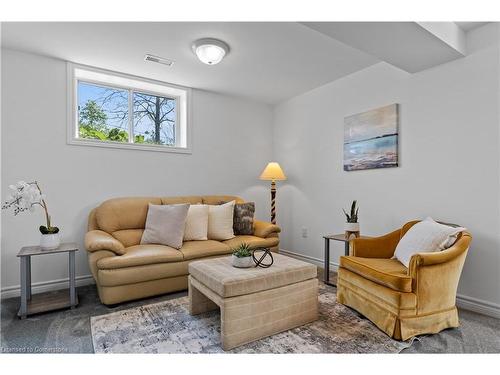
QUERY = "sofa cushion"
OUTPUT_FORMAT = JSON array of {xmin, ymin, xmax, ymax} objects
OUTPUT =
[
  {"xmin": 184, "ymin": 204, "xmax": 209, "ymax": 241},
  {"xmin": 233, "ymin": 202, "xmax": 255, "ymax": 235},
  {"xmin": 98, "ymin": 260, "xmax": 191, "ymax": 286},
  {"xmin": 339, "ymin": 256, "xmax": 412, "ymax": 293},
  {"xmin": 207, "ymin": 201, "xmax": 235, "ymax": 240},
  {"xmin": 141, "ymin": 203, "xmax": 190, "ymax": 249},
  {"xmin": 96, "ymin": 197, "xmax": 161, "ymax": 233},
  {"xmin": 97, "ymin": 244, "xmax": 184, "ymax": 269},
  {"xmin": 112, "ymin": 229, "xmax": 144, "ymax": 248},
  {"xmin": 223, "ymin": 235, "xmax": 279, "ymax": 250},
  {"xmin": 180, "ymin": 240, "xmax": 232, "ymax": 260}
]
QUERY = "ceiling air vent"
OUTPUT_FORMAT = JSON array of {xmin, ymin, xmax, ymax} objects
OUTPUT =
[{"xmin": 144, "ymin": 54, "xmax": 174, "ymax": 67}]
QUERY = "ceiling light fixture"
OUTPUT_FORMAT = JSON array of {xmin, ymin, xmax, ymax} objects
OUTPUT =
[
  {"xmin": 192, "ymin": 38, "xmax": 229, "ymax": 65},
  {"xmin": 144, "ymin": 54, "xmax": 174, "ymax": 67}
]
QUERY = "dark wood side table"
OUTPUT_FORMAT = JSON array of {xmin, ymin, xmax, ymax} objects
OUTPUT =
[
  {"xmin": 323, "ymin": 234, "xmax": 371, "ymax": 287},
  {"xmin": 17, "ymin": 242, "xmax": 79, "ymax": 319}
]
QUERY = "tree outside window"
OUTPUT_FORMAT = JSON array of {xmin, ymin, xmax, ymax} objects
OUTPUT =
[{"xmin": 77, "ymin": 82, "xmax": 177, "ymax": 145}]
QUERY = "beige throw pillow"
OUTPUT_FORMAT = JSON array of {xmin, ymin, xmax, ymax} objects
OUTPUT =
[
  {"xmin": 141, "ymin": 203, "xmax": 189, "ymax": 249},
  {"xmin": 184, "ymin": 204, "xmax": 209, "ymax": 241},
  {"xmin": 208, "ymin": 200, "xmax": 235, "ymax": 240},
  {"xmin": 394, "ymin": 217, "xmax": 466, "ymax": 268}
]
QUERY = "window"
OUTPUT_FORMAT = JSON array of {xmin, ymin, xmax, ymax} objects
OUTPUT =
[{"xmin": 67, "ymin": 63, "xmax": 191, "ymax": 153}]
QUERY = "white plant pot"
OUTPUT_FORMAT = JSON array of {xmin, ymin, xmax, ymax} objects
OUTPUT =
[
  {"xmin": 40, "ymin": 233, "xmax": 61, "ymax": 250},
  {"xmin": 344, "ymin": 222, "xmax": 360, "ymax": 232},
  {"xmin": 232, "ymin": 255, "xmax": 254, "ymax": 268}
]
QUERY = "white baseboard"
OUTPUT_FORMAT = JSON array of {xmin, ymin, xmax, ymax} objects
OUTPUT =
[
  {"xmin": 1, "ymin": 274, "xmax": 95, "ymax": 300},
  {"xmin": 280, "ymin": 248, "xmax": 339, "ymax": 271},
  {"xmin": 456, "ymin": 294, "xmax": 500, "ymax": 319},
  {"xmin": 279, "ymin": 248, "xmax": 500, "ymax": 319}
]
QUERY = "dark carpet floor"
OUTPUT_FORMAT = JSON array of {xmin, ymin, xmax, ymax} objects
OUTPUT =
[{"xmin": 1, "ymin": 272, "xmax": 499, "ymax": 353}]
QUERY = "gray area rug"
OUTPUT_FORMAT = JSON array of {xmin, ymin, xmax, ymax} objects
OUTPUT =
[{"xmin": 91, "ymin": 285, "xmax": 413, "ymax": 353}]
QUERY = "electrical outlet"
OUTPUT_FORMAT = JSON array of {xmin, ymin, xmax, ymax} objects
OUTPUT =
[{"xmin": 301, "ymin": 227, "xmax": 308, "ymax": 238}]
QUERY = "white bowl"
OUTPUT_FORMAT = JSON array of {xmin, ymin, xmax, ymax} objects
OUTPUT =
[{"xmin": 232, "ymin": 255, "xmax": 254, "ymax": 268}]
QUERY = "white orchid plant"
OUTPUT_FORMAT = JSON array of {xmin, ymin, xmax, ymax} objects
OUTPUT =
[{"xmin": 2, "ymin": 181, "xmax": 59, "ymax": 234}]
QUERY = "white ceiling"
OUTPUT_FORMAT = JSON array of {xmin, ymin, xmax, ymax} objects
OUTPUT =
[
  {"xmin": 455, "ymin": 22, "xmax": 489, "ymax": 31},
  {"xmin": 0, "ymin": 22, "xmax": 490, "ymax": 104},
  {"xmin": 303, "ymin": 22, "xmax": 468, "ymax": 73},
  {"xmin": 0, "ymin": 22, "xmax": 379, "ymax": 104}
]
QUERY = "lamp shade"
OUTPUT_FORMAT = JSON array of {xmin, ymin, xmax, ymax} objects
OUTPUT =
[{"xmin": 259, "ymin": 162, "xmax": 287, "ymax": 181}]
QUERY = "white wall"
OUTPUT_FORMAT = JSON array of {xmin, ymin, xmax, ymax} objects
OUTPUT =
[
  {"xmin": 1, "ymin": 48, "xmax": 273, "ymax": 294},
  {"xmin": 273, "ymin": 24, "xmax": 500, "ymax": 311}
]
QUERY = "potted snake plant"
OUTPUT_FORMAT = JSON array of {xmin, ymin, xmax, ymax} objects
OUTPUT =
[{"xmin": 343, "ymin": 200, "xmax": 360, "ymax": 238}]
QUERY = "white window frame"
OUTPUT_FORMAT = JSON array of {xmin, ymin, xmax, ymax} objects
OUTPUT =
[{"xmin": 67, "ymin": 62, "xmax": 192, "ymax": 154}]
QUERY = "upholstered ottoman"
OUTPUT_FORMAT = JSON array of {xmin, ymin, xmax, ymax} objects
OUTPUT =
[{"xmin": 188, "ymin": 254, "xmax": 318, "ymax": 350}]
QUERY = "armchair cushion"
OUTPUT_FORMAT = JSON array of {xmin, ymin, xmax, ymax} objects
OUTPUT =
[
  {"xmin": 97, "ymin": 244, "xmax": 184, "ymax": 269},
  {"xmin": 339, "ymin": 256, "xmax": 412, "ymax": 293},
  {"xmin": 180, "ymin": 240, "xmax": 231, "ymax": 260},
  {"xmin": 409, "ymin": 232, "xmax": 471, "ymax": 268},
  {"xmin": 85, "ymin": 230, "xmax": 126, "ymax": 255},
  {"xmin": 394, "ymin": 217, "xmax": 466, "ymax": 267}
]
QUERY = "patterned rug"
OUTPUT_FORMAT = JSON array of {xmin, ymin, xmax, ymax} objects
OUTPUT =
[{"xmin": 90, "ymin": 284, "xmax": 414, "ymax": 353}]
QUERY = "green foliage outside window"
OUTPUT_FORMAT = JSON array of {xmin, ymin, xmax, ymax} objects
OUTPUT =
[
  {"xmin": 78, "ymin": 84, "xmax": 177, "ymax": 146},
  {"xmin": 78, "ymin": 100, "xmax": 128, "ymax": 142}
]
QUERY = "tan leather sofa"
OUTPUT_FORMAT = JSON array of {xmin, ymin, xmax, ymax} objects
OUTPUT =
[
  {"xmin": 337, "ymin": 220, "xmax": 471, "ymax": 340},
  {"xmin": 85, "ymin": 195, "xmax": 280, "ymax": 305}
]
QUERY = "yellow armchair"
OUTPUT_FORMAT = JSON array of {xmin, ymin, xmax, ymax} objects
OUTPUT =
[{"xmin": 337, "ymin": 221, "xmax": 471, "ymax": 340}]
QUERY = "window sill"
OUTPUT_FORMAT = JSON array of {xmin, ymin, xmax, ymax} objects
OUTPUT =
[{"xmin": 67, "ymin": 138, "xmax": 192, "ymax": 154}]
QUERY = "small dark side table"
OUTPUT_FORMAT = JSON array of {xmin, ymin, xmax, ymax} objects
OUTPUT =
[
  {"xmin": 17, "ymin": 242, "xmax": 79, "ymax": 319},
  {"xmin": 323, "ymin": 234, "xmax": 372, "ymax": 287}
]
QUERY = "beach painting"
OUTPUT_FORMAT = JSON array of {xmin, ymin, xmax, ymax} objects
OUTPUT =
[{"xmin": 344, "ymin": 104, "xmax": 399, "ymax": 171}]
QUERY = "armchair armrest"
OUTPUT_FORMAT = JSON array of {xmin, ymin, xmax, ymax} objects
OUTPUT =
[
  {"xmin": 351, "ymin": 229, "xmax": 401, "ymax": 258},
  {"xmin": 253, "ymin": 220, "xmax": 281, "ymax": 238},
  {"xmin": 409, "ymin": 232, "xmax": 472, "ymax": 270},
  {"xmin": 407, "ymin": 232, "xmax": 471, "ymax": 312},
  {"xmin": 85, "ymin": 230, "xmax": 126, "ymax": 255}
]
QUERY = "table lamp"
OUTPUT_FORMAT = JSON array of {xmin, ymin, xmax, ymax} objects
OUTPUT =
[{"xmin": 259, "ymin": 162, "xmax": 287, "ymax": 224}]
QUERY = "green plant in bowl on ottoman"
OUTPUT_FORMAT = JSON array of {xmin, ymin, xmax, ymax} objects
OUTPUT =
[{"xmin": 231, "ymin": 242, "xmax": 254, "ymax": 268}]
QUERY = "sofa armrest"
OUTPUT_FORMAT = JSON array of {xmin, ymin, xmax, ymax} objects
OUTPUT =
[
  {"xmin": 350, "ymin": 229, "xmax": 401, "ymax": 258},
  {"xmin": 85, "ymin": 230, "xmax": 126, "ymax": 255},
  {"xmin": 87, "ymin": 249, "xmax": 116, "ymax": 281},
  {"xmin": 253, "ymin": 220, "xmax": 281, "ymax": 238}
]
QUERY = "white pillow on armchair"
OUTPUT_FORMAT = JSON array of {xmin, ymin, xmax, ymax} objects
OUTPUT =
[{"xmin": 394, "ymin": 217, "xmax": 466, "ymax": 268}]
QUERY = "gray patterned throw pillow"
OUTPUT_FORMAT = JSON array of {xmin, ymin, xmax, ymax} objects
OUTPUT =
[{"xmin": 233, "ymin": 202, "xmax": 255, "ymax": 235}]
